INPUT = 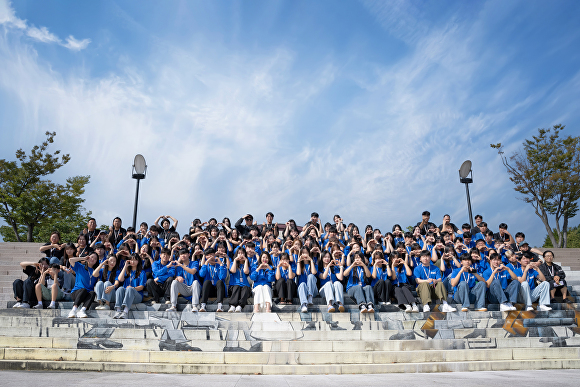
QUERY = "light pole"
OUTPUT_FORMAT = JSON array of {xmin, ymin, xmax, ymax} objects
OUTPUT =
[
  {"xmin": 132, "ymin": 154, "xmax": 147, "ymax": 230},
  {"xmin": 459, "ymin": 160, "xmax": 474, "ymax": 229}
]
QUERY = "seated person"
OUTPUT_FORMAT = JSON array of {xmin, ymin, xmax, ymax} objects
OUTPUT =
[
  {"xmin": 344, "ymin": 252, "xmax": 375, "ymax": 314},
  {"xmin": 33, "ymin": 263, "xmax": 66, "ymax": 309},
  {"xmin": 538, "ymin": 250, "xmax": 572, "ymax": 304},
  {"xmin": 167, "ymin": 249, "xmax": 201, "ymax": 312},
  {"xmin": 450, "ymin": 253, "xmax": 487, "ymax": 312},
  {"xmin": 514, "ymin": 252, "xmax": 551, "ymax": 311},
  {"xmin": 146, "ymin": 248, "xmax": 176, "ymax": 304},
  {"xmin": 39, "ymin": 231, "xmax": 65, "ymax": 265},
  {"xmin": 414, "ymin": 250, "xmax": 456, "ymax": 313},
  {"xmin": 12, "ymin": 258, "xmax": 50, "ymax": 308},
  {"xmin": 250, "ymin": 252, "xmax": 276, "ymax": 313},
  {"xmin": 274, "ymin": 253, "xmax": 296, "ymax": 305},
  {"xmin": 198, "ymin": 248, "xmax": 227, "ymax": 312},
  {"xmin": 482, "ymin": 253, "xmax": 518, "ymax": 311}
]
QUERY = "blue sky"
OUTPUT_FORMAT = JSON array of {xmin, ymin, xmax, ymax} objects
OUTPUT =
[{"xmin": 1, "ymin": 0, "xmax": 579, "ymax": 246}]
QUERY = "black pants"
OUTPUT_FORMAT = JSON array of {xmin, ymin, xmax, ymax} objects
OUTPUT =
[
  {"xmin": 201, "ymin": 280, "xmax": 225, "ymax": 304},
  {"xmin": 13, "ymin": 278, "xmax": 38, "ymax": 305},
  {"xmin": 394, "ymin": 284, "xmax": 416, "ymax": 305},
  {"xmin": 373, "ymin": 279, "xmax": 393, "ymax": 303},
  {"xmin": 228, "ymin": 285, "xmax": 251, "ymax": 307},
  {"xmin": 146, "ymin": 277, "xmax": 174, "ymax": 302},
  {"xmin": 274, "ymin": 278, "xmax": 297, "ymax": 301},
  {"xmin": 71, "ymin": 288, "xmax": 95, "ymax": 309}
]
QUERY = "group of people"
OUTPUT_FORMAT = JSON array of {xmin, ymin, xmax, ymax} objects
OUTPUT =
[{"xmin": 10, "ymin": 211, "xmax": 573, "ymax": 318}]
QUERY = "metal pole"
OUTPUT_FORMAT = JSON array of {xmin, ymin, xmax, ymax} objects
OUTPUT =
[
  {"xmin": 132, "ymin": 178, "xmax": 141, "ymax": 230},
  {"xmin": 464, "ymin": 182, "xmax": 474, "ymax": 229}
]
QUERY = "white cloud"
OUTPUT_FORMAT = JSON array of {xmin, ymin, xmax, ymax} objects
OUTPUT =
[
  {"xmin": 26, "ymin": 26, "xmax": 60, "ymax": 44},
  {"xmin": 0, "ymin": 0, "xmax": 89, "ymax": 51},
  {"xmin": 63, "ymin": 35, "xmax": 91, "ymax": 51},
  {"xmin": 0, "ymin": 0, "xmax": 26, "ymax": 29}
]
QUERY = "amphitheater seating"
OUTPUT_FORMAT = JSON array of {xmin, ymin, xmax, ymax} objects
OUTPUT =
[{"xmin": 0, "ymin": 242, "xmax": 579, "ymax": 374}]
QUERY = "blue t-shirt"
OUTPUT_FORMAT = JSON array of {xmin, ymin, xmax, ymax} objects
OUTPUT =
[
  {"xmin": 276, "ymin": 266, "xmax": 292, "ymax": 281},
  {"xmin": 370, "ymin": 266, "xmax": 390, "ymax": 286},
  {"xmin": 319, "ymin": 266, "xmax": 342, "ymax": 286},
  {"xmin": 440, "ymin": 259, "xmax": 460, "ymax": 279},
  {"xmin": 472, "ymin": 258, "xmax": 490, "ymax": 275},
  {"xmin": 413, "ymin": 263, "xmax": 442, "ymax": 283},
  {"xmin": 250, "ymin": 267, "xmax": 275, "ymax": 287},
  {"xmin": 71, "ymin": 261, "xmax": 98, "ymax": 292},
  {"xmin": 199, "ymin": 264, "xmax": 227, "ymax": 285},
  {"xmin": 514, "ymin": 266, "xmax": 540, "ymax": 290},
  {"xmin": 482, "ymin": 267, "xmax": 511, "ymax": 290},
  {"xmin": 450, "ymin": 268, "xmax": 477, "ymax": 292},
  {"xmin": 346, "ymin": 266, "xmax": 367, "ymax": 291},
  {"xmin": 122, "ymin": 270, "xmax": 148, "ymax": 296},
  {"xmin": 152, "ymin": 260, "xmax": 176, "ymax": 284},
  {"xmin": 176, "ymin": 260, "xmax": 200, "ymax": 286},
  {"xmin": 229, "ymin": 262, "xmax": 251, "ymax": 287},
  {"xmin": 391, "ymin": 268, "xmax": 409, "ymax": 286},
  {"xmin": 296, "ymin": 263, "xmax": 314, "ymax": 286}
]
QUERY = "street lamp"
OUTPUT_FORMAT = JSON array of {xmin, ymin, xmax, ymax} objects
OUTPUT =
[
  {"xmin": 132, "ymin": 154, "xmax": 147, "ymax": 230},
  {"xmin": 459, "ymin": 160, "xmax": 474, "ymax": 229}
]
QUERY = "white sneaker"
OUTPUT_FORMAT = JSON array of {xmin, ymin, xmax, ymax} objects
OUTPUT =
[
  {"xmin": 366, "ymin": 303, "xmax": 374, "ymax": 313},
  {"xmin": 118, "ymin": 311, "xmax": 127, "ymax": 319},
  {"xmin": 307, "ymin": 295, "xmax": 313, "ymax": 305},
  {"xmin": 526, "ymin": 306, "xmax": 534, "ymax": 311},
  {"xmin": 12, "ymin": 302, "xmax": 22, "ymax": 308},
  {"xmin": 442, "ymin": 304, "xmax": 456, "ymax": 313},
  {"xmin": 165, "ymin": 300, "xmax": 172, "ymax": 305},
  {"xmin": 47, "ymin": 303, "xmax": 56, "ymax": 309},
  {"xmin": 423, "ymin": 304, "xmax": 430, "ymax": 313},
  {"xmin": 33, "ymin": 303, "xmax": 43, "ymax": 309},
  {"xmin": 411, "ymin": 304, "xmax": 419, "ymax": 313},
  {"xmin": 199, "ymin": 303, "xmax": 207, "ymax": 312},
  {"xmin": 68, "ymin": 309, "xmax": 77, "ymax": 318},
  {"xmin": 359, "ymin": 304, "xmax": 367, "ymax": 313},
  {"xmin": 228, "ymin": 305, "xmax": 235, "ymax": 313},
  {"xmin": 77, "ymin": 310, "xmax": 88, "ymax": 318},
  {"xmin": 216, "ymin": 303, "xmax": 223, "ymax": 312},
  {"xmin": 507, "ymin": 303, "xmax": 516, "ymax": 311},
  {"xmin": 235, "ymin": 305, "xmax": 242, "ymax": 313},
  {"xmin": 405, "ymin": 304, "xmax": 412, "ymax": 313},
  {"xmin": 112, "ymin": 311, "xmax": 122, "ymax": 319},
  {"xmin": 301, "ymin": 304, "xmax": 308, "ymax": 313},
  {"xmin": 386, "ymin": 301, "xmax": 391, "ymax": 305},
  {"xmin": 20, "ymin": 303, "xmax": 30, "ymax": 309},
  {"xmin": 167, "ymin": 305, "xmax": 177, "ymax": 311},
  {"xmin": 500, "ymin": 303, "xmax": 512, "ymax": 312},
  {"xmin": 191, "ymin": 305, "xmax": 198, "ymax": 312},
  {"xmin": 538, "ymin": 305, "xmax": 552, "ymax": 311}
]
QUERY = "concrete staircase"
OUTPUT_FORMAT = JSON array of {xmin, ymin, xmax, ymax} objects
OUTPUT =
[{"xmin": 0, "ymin": 242, "xmax": 579, "ymax": 374}]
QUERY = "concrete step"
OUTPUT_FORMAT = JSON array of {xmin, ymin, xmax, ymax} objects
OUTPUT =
[
  {"xmin": 0, "ymin": 356, "xmax": 579, "ymax": 374},
  {"xmin": 1, "ymin": 346, "xmax": 579, "ymax": 365}
]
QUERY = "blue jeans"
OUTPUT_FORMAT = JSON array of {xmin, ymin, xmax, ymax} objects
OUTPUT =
[
  {"xmin": 487, "ymin": 279, "xmax": 519, "ymax": 304},
  {"xmin": 297, "ymin": 274, "xmax": 318, "ymax": 305},
  {"xmin": 347, "ymin": 285, "xmax": 375, "ymax": 305},
  {"xmin": 94, "ymin": 280, "xmax": 116, "ymax": 303},
  {"xmin": 115, "ymin": 287, "xmax": 142, "ymax": 310},
  {"xmin": 518, "ymin": 281, "xmax": 550, "ymax": 307},
  {"xmin": 319, "ymin": 281, "xmax": 344, "ymax": 305},
  {"xmin": 453, "ymin": 281, "xmax": 486, "ymax": 309}
]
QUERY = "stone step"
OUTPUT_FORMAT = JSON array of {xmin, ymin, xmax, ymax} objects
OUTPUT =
[
  {"xmin": 0, "ymin": 354, "xmax": 579, "ymax": 374},
  {"xmin": 0, "ymin": 358, "xmax": 579, "ymax": 374},
  {"xmin": 1, "ymin": 346, "xmax": 579, "ymax": 365},
  {"xmin": 3, "ymin": 335, "xmax": 579, "ymax": 352}
]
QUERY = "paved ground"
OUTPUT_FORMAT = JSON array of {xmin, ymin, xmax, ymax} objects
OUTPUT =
[{"xmin": 1, "ymin": 369, "xmax": 580, "ymax": 386}]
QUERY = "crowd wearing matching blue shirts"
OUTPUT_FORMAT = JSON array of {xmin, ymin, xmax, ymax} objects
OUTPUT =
[{"xmin": 11, "ymin": 211, "xmax": 573, "ymax": 316}]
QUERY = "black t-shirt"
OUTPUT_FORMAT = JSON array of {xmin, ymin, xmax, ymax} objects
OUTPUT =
[
  {"xmin": 23, "ymin": 265, "xmax": 40, "ymax": 283},
  {"xmin": 42, "ymin": 243, "xmax": 64, "ymax": 260},
  {"xmin": 83, "ymin": 229, "xmax": 101, "ymax": 245},
  {"xmin": 416, "ymin": 221, "xmax": 437, "ymax": 235}
]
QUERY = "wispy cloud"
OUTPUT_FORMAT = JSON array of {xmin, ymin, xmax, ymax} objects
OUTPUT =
[{"xmin": 0, "ymin": 0, "xmax": 90, "ymax": 51}]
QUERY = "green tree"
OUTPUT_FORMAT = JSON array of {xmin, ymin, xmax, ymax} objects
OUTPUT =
[
  {"xmin": 491, "ymin": 124, "xmax": 580, "ymax": 248},
  {"xmin": 0, "ymin": 131, "xmax": 90, "ymax": 242},
  {"xmin": 544, "ymin": 225, "xmax": 580, "ymax": 248}
]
